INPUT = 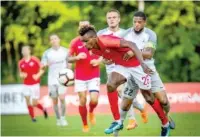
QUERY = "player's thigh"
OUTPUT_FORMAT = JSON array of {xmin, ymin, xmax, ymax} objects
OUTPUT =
[
  {"xmin": 30, "ymin": 84, "xmax": 40, "ymax": 105},
  {"xmin": 48, "ymin": 85, "xmax": 59, "ymax": 99},
  {"xmin": 24, "ymin": 96, "xmax": 31, "ymax": 105},
  {"xmin": 130, "ymin": 65, "xmax": 151, "ymax": 90},
  {"xmin": 88, "ymin": 78, "xmax": 100, "ymax": 103},
  {"xmin": 57, "ymin": 84, "xmax": 67, "ymax": 100}
]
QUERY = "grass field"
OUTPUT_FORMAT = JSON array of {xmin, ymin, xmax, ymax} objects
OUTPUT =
[{"xmin": 1, "ymin": 113, "xmax": 200, "ymax": 136}]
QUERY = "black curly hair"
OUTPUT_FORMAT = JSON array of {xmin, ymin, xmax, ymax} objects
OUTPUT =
[{"xmin": 78, "ymin": 25, "xmax": 96, "ymax": 36}]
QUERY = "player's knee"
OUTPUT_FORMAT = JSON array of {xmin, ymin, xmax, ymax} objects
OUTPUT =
[
  {"xmin": 79, "ymin": 97, "xmax": 87, "ymax": 106},
  {"xmin": 107, "ymin": 82, "xmax": 117, "ymax": 92},
  {"xmin": 90, "ymin": 99, "xmax": 98, "ymax": 105},
  {"xmin": 144, "ymin": 95, "xmax": 154, "ymax": 105}
]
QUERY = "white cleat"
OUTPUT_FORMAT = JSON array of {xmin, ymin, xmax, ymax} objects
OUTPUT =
[
  {"xmin": 56, "ymin": 119, "xmax": 61, "ymax": 126},
  {"xmin": 61, "ymin": 117, "xmax": 68, "ymax": 126}
]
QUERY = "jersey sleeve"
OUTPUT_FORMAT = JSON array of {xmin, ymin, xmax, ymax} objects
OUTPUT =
[
  {"xmin": 41, "ymin": 51, "xmax": 48, "ymax": 66},
  {"xmin": 98, "ymin": 35, "xmax": 120, "ymax": 48},
  {"xmin": 32, "ymin": 56, "xmax": 41, "ymax": 68},
  {"xmin": 145, "ymin": 28, "xmax": 157, "ymax": 49}
]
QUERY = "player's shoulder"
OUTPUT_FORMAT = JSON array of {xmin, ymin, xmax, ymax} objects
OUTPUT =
[
  {"xmin": 70, "ymin": 36, "xmax": 81, "ymax": 46},
  {"xmin": 60, "ymin": 46, "xmax": 69, "ymax": 53},
  {"xmin": 43, "ymin": 48, "xmax": 52, "ymax": 55},
  {"xmin": 144, "ymin": 27, "xmax": 157, "ymax": 37},
  {"xmin": 18, "ymin": 58, "xmax": 25, "ymax": 65},
  {"xmin": 97, "ymin": 28, "xmax": 108, "ymax": 35},
  {"xmin": 31, "ymin": 56, "xmax": 40, "ymax": 62},
  {"xmin": 121, "ymin": 28, "xmax": 132, "ymax": 37}
]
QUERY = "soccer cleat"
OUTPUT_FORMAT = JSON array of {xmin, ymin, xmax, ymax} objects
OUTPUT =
[
  {"xmin": 89, "ymin": 112, "xmax": 96, "ymax": 125},
  {"xmin": 141, "ymin": 111, "xmax": 148, "ymax": 123},
  {"xmin": 126, "ymin": 119, "xmax": 138, "ymax": 130},
  {"xmin": 56, "ymin": 119, "xmax": 61, "ymax": 126},
  {"xmin": 43, "ymin": 109, "xmax": 48, "ymax": 119},
  {"xmin": 104, "ymin": 122, "xmax": 123, "ymax": 134},
  {"xmin": 61, "ymin": 119, "xmax": 68, "ymax": 126},
  {"xmin": 161, "ymin": 125, "xmax": 170, "ymax": 137},
  {"xmin": 32, "ymin": 118, "xmax": 37, "ymax": 122},
  {"xmin": 169, "ymin": 116, "xmax": 175, "ymax": 129},
  {"xmin": 82, "ymin": 125, "xmax": 89, "ymax": 132}
]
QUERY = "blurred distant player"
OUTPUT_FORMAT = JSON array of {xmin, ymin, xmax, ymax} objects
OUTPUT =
[
  {"xmin": 18, "ymin": 46, "xmax": 48, "ymax": 122},
  {"xmin": 97, "ymin": 9, "xmax": 147, "ymax": 130},
  {"xmin": 40, "ymin": 34, "xmax": 69, "ymax": 126},
  {"xmin": 123, "ymin": 11, "xmax": 175, "ymax": 131},
  {"xmin": 68, "ymin": 21, "xmax": 101, "ymax": 132}
]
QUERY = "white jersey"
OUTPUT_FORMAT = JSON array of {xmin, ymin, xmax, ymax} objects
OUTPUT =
[
  {"xmin": 97, "ymin": 28, "xmax": 126, "ymax": 75},
  {"xmin": 123, "ymin": 27, "xmax": 157, "ymax": 71},
  {"xmin": 41, "ymin": 46, "xmax": 69, "ymax": 85}
]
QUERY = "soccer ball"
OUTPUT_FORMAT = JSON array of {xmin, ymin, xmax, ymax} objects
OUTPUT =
[{"xmin": 58, "ymin": 68, "xmax": 74, "ymax": 86}]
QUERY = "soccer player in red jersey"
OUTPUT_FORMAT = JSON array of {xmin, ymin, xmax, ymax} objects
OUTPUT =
[
  {"xmin": 68, "ymin": 21, "xmax": 101, "ymax": 132},
  {"xmin": 18, "ymin": 46, "xmax": 48, "ymax": 122},
  {"xmin": 79, "ymin": 26, "xmax": 170, "ymax": 136}
]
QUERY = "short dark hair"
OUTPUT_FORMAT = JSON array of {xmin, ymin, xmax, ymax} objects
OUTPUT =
[
  {"xmin": 107, "ymin": 9, "xmax": 120, "ymax": 17},
  {"xmin": 134, "ymin": 11, "xmax": 147, "ymax": 21},
  {"xmin": 79, "ymin": 26, "xmax": 96, "ymax": 36}
]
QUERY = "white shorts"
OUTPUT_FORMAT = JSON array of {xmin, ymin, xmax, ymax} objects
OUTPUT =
[
  {"xmin": 113, "ymin": 65, "xmax": 151, "ymax": 99},
  {"xmin": 150, "ymin": 71, "xmax": 166, "ymax": 93},
  {"xmin": 75, "ymin": 78, "xmax": 100, "ymax": 92},
  {"xmin": 22, "ymin": 84, "xmax": 40, "ymax": 99},
  {"xmin": 48, "ymin": 84, "xmax": 67, "ymax": 98}
]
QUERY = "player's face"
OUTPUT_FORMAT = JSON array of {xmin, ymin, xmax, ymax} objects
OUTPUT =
[
  {"xmin": 106, "ymin": 12, "xmax": 120, "ymax": 28},
  {"xmin": 22, "ymin": 46, "xmax": 31, "ymax": 57},
  {"xmin": 50, "ymin": 35, "xmax": 60, "ymax": 46},
  {"xmin": 133, "ymin": 17, "xmax": 146, "ymax": 32},
  {"xmin": 81, "ymin": 34, "xmax": 98, "ymax": 50}
]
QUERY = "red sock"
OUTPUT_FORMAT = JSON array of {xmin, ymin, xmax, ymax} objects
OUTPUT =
[
  {"xmin": 89, "ymin": 102, "xmax": 98, "ymax": 113},
  {"xmin": 79, "ymin": 106, "xmax": 88, "ymax": 125},
  {"xmin": 28, "ymin": 106, "xmax": 34, "ymax": 119},
  {"xmin": 151, "ymin": 99, "xmax": 168, "ymax": 125},
  {"xmin": 36, "ymin": 103, "xmax": 44, "ymax": 111},
  {"xmin": 107, "ymin": 91, "xmax": 120, "ymax": 121}
]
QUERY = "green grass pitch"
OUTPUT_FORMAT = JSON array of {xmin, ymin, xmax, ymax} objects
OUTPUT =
[{"xmin": 1, "ymin": 113, "xmax": 200, "ymax": 136}]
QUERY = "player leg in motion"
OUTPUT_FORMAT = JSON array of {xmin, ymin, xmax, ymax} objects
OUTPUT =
[
  {"xmin": 97, "ymin": 9, "xmax": 148, "ymax": 130},
  {"xmin": 68, "ymin": 21, "xmax": 101, "ymax": 132},
  {"xmin": 40, "ymin": 34, "xmax": 69, "ymax": 126},
  {"xmin": 18, "ymin": 46, "xmax": 48, "ymax": 122},
  {"xmin": 78, "ymin": 25, "xmax": 171, "ymax": 136}
]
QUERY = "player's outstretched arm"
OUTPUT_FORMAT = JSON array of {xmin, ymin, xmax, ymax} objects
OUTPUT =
[
  {"xmin": 142, "ymin": 47, "xmax": 155, "ymax": 59},
  {"xmin": 120, "ymin": 40, "xmax": 144, "ymax": 64}
]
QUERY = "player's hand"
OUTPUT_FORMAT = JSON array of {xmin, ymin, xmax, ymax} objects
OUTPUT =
[
  {"xmin": 76, "ymin": 53, "xmax": 87, "ymax": 60},
  {"xmin": 102, "ymin": 58, "xmax": 114, "ymax": 65},
  {"xmin": 141, "ymin": 62, "xmax": 153, "ymax": 74},
  {"xmin": 20, "ymin": 72, "xmax": 27, "ymax": 79},
  {"xmin": 90, "ymin": 59, "xmax": 101, "ymax": 66},
  {"xmin": 123, "ymin": 51, "xmax": 135, "ymax": 61},
  {"xmin": 32, "ymin": 74, "xmax": 40, "ymax": 81}
]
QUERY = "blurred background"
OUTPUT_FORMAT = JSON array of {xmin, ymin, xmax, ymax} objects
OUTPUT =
[
  {"xmin": 1, "ymin": 1, "xmax": 200, "ymax": 136},
  {"xmin": 1, "ymin": 1, "xmax": 200, "ymax": 84}
]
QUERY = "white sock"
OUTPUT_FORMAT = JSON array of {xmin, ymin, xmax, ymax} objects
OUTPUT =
[
  {"xmin": 127, "ymin": 105, "xmax": 136, "ymax": 120},
  {"xmin": 119, "ymin": 108, "xmax": 128, "ymax": 124},
  {"xmin": 162, "ymin": 122, "xmax": 169, "ymax": 127}
]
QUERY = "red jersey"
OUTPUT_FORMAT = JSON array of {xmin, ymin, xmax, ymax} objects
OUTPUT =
[
  {"xmin": 69, "ymin": 37, "xmax": 100, "ymax": 80},
  {"xmin": 92, "ymin": 35, "xmax": 140, "ymax": 67},
  {"xmin": 18, "ymin": 56, "xmax": 41, "ymax": 85}
]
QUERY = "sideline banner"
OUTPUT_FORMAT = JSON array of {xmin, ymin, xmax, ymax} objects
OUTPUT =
[{"xmin": 1, "ymin": 83, "xmax": 200, "ymax": 115}]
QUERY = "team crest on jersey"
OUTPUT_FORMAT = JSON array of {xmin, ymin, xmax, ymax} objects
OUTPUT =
[
  {"xmin": 78, "ymin": 45, "xmax": 83, "ymax": 49},
  {"xmin": 29, "ymin": 62, "xmax": 34, "ymax": 66},
  {"xmin": 21, "ymin": 64, "xmax": 25, "ymax": 68}
]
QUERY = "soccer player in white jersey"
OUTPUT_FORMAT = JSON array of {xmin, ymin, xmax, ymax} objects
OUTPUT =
[
  {"xmin": 123, "ymin": 11, "xmax": 175, "ymax": 135},
  {"xmin": 40, "ymin": 34, "xmax": 70, "ymax": 126},
  {"xmin": 97, "ymin": 9, "xmax": 148, "ymax": 130}
]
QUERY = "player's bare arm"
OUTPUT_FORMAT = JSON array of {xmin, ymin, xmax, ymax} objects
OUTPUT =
[
  {"xmin": 123, "ymin": 50, "xmax": 135, "ymax": 61},
  {"xmin": 19, "ymin": 69, "xmax": 27, "ymax": 79},
  {"xmin": 142, "ymin": 47, "xmax": 155, "ymax": 59},
  {"xmin": 68, "ymin": 53, "xmax": 87, "ymax": 63},
  {"xmin": 120, "ymin": 39, "xmax": 153, "ymax": 74}
]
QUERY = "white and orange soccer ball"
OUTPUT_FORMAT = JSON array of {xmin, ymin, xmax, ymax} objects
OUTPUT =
[{"xmin": 58, "ymin": 68, "xmax": 74, "ymax": 86}]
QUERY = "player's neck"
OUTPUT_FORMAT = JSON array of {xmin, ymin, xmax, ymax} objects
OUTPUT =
[
  {"xmin": 52, "ymin": 45, "xmax": 60, "ymax": 50},
  {"xmin": 108, "ymin": 27, "xmax": 119, "ymax": 32},
  {"xmin": 24, "ymin": 56, "xmax": 31, "ymax": 62}
]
